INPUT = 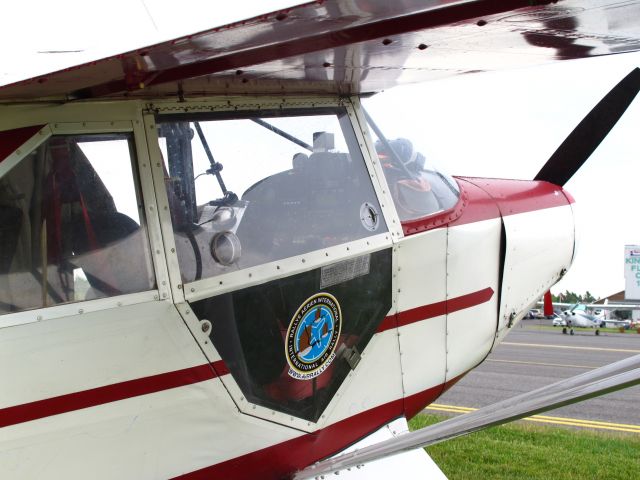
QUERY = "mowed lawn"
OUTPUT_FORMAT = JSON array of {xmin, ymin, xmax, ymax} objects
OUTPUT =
[{"xmin": 409, "ymin": 414, "xmax": 640, "ymax": 480}]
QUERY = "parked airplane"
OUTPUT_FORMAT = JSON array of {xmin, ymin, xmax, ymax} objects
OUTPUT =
[
  {"xmin": 543, "ymin": 301, "xmax": 640, "ymax": 334},
  {"xmin": 562, "ymin": 304, "xmax": 602, "ymax": 334},
  {"xmin": 1, "ymin": 1, "xmax": 640, "ymax": 479}
]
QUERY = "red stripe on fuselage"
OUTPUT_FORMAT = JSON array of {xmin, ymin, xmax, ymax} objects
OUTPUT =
[
  {"xmin": 0, "ymin": 287, "xmax": 482, "ymax": 423},
  {"xmin": 377, "ymin": 287, "xmax": 494, "ymax": 333},
  {"xmin": 0, "ymin": 361, "xmax": 228, "ymax": 429},
  {"xmin": 0, "ymin": 289, "xmax": 475, "ymax": 430},
  {"xmin": 0, "ymin": 325, "xmax": 473, "ymax": 478}
]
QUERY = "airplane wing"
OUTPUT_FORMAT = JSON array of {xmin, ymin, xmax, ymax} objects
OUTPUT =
[
  {"xmin": 587, "ymin": 303, "xmax": 640, "ymax": 310},
  {"xmin": 2, "ymin": 0, "xmax": 640, "ymax": 102},
  {"xmin": 539, "ymin": 302, "xmax": 640, "ymax": 310}
]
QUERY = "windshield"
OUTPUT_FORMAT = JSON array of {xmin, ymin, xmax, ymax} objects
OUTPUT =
[{"xmin": 363, "ymin": 109, "xmax": 460, "ymax": 223}]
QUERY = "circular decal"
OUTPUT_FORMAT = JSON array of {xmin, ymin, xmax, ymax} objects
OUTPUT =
[{"xmin": 285, "ymin": 293, "xmax": 342, "ymax": 380}]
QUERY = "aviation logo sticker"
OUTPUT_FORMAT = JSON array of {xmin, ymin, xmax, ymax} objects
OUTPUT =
[{"xmin": 286, "ymin": 293, "xmax": 342, "ymax": 380}]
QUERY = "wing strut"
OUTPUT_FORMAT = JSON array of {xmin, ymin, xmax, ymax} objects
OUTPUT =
[{"xmin": 295, "ymin": 353, "xmax": 640, "ymax": 479}]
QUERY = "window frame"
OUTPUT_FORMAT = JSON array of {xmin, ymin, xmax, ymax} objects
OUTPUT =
[
  {"xmin": 144, "ymin": 97, "xmax": 401, "ymax": 305},
  {"xmin": 0, "ymin": 120, "xmax": 167, "ymax": 329},
  {"xmin": 143, "ymin": 96, "xmax": 401, "ymax": 431}
]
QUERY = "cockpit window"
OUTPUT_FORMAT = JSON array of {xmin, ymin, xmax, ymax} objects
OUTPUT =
[
  {"xmin": 364, "ymin": 110, "xmax": 460, "ymax": 222},
  {"xmin": 158, "ymin": 108, "xmax": 388, "ymax": 283},
  {"xmin": 0, "ymin": 133, "xmax": 156, "ymax": 315}
]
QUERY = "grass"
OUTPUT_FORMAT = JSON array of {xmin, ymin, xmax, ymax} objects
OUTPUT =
[{"xmin": 409, "ymin": 414, "xmax": 640, "ymax": 480}]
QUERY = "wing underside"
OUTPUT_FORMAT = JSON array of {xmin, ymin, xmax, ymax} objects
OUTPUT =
[{"xmin": 2, "ymin": 0, "xmax": 640, "ymax": 102}]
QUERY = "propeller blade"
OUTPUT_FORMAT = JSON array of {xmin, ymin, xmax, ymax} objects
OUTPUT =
[{"xmin": 534, "ymin": 67, "xmax": 640, "ymax": 186}]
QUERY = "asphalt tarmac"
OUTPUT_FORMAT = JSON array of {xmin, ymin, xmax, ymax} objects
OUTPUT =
[{"xmin": 432, "ymin": 322, "xmax": 640, "ymax": 432}]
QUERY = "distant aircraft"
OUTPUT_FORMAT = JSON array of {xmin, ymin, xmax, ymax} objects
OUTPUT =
[
  {"xmin": 547, "ymin": 302, "xmax": 640, "ymax": 335},
  {"xmin": 562, "ymin": 304, "xmax": 602, "ymax": 335}
]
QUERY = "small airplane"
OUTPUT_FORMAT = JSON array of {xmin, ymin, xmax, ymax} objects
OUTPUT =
[
  {"xmin": 540, "ymin": 299, "xmax": 640, "ymax": 334},
  {"xmin": 562, "ymin": 304, "xmax": 603, "ymax": 334},
  {"xmin": 1, "ymin": 2, "xmax": 640, "ymax": 479},
  {"xmin": 563, "ymin": 304, "xmax": 639, "ymax": 333}
]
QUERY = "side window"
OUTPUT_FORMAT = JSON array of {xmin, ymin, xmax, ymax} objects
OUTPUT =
[
  {"xmin": 158, "ymin": 108, "xmax": 387, "ymax": 283},
  {"xmin": 0, "ymin": 133, "xmax": 156, "ymax": 315},
  {"xmin": 364, "ymin": 112, "xmax": 461, "ymax": 222}
]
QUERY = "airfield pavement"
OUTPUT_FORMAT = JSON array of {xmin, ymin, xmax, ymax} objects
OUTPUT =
[{"xmin": 431, "ymin": 323, "xmax": 640, "ymax": 433}]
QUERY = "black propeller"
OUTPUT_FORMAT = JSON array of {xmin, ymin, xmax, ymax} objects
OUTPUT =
[{"xmin": 534, "ymin": 67, "xmax": 640, "ymax": 186}]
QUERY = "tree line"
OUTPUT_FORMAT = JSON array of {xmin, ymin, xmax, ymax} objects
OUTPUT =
[{"xmin": 551, "ymin": 290, "xmax": 596, "ymax": 304}]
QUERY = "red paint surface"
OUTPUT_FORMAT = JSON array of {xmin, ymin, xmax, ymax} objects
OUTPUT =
[
  {"xmin": 544, "ymin": 290, "xmax": 554, "ymax": 316},
  {"xmin": 448, "ymin": 178, "xmax": 502, "ymax": 227},
  {"xmin": 403, "ymin": 177, "xmax": 572, "ymax": 236},
  {"xmin": 401, "ymin": 184, "xmax": 467, "ymax": 235},
  {"xmin": 0, "ymin": 125, "xmax": 44, "ymax": 164},
  {"xmin": 0, "ymin": 361, "xmax": 228, "ymax": 429},
  {"xmin": 461, "ymin": 177, "xmax": 572, "ymax": 216},
  {"xmin": 447, "ymin": 287, "xmax": 494, "ymax": 315},
  {"xmin": 378, "ymin": 287, "xmax": 495, "ymax": 333}
]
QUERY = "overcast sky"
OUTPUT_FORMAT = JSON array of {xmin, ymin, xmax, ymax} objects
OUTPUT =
[{"xmin": 1, "ymin": 1, "xmax": 638, "ymax": 299}]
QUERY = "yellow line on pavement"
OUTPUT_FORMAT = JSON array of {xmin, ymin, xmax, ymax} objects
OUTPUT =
[
  {"xmin": 523, "ymin": 417, "xmax": 640, "ymax": 433},
  {"xmin": 425, "ymin": 403, "xmax": 640, "ymax": 433},
  {"xmin": 486, "ymin": 359, "xmax": 597, "ymax": 369},
  {"xmin": 501, "ymin": 342, "xmax": 640, "ymax": 353}
]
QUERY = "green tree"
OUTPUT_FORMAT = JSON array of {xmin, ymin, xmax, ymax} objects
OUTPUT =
[{"xmin": 552, "ymin": 290, "xmax": 597, "ymax": 304}]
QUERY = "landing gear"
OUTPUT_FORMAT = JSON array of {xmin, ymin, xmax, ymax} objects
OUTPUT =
[
  {"xmin": 562, "ymin": 327, "xmax": 567, "ymax": 335},
  {"xmin": 595, "ymin": 329, "xmax": 600, "ymax": 336},
  {"xmin": 570, "ymin": 328, "xmax": 574, "ymax": 335}
]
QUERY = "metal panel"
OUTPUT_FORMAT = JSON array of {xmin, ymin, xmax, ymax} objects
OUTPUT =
[
  {"xmin": 0, "ymin": 301, "xmax": 211, "ymax": 408},
  {"xmin": 496, "ymin": 205, "xmax": 575, "ymax": 342},
  {"xmin": 445, "ymin": 217, "xmax": 501, "ymax": 380},
  {"xmin": 0, "ymin": 379, "xmax": 299, "ymax": 480},
  {"xmin": 142, "ymin": 112, "xmax": 187, "ymax": 303},
  {"xmin": 132, "ymin": 116, "xmax": 173, "ymax": 302},
  {"xmin": 349, "ymin": 97, "xmax": 404, "ymax": 241},
  {"xmin": 395, "ymin": 230, "xmax": 447, "ymax": 397}
]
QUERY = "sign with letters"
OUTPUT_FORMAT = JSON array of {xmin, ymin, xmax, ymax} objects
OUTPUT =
[{"xmin": 624, "ymin": 245, "xmax": 640, "ymax": 300}]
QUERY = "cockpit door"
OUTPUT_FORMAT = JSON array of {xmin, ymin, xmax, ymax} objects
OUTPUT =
[{"xmin": 144, "ymin": 98, "xmax": 401, "ymax": 430}]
